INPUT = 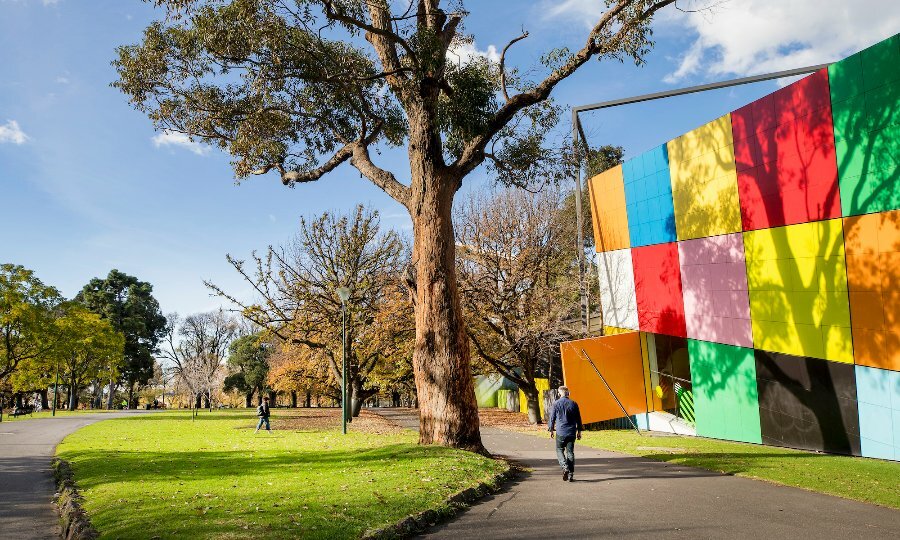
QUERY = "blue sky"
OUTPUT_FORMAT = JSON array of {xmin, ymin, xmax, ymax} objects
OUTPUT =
[{"xmin": 1, "ymin": 0, "xmax": 897, "ymax": 317}]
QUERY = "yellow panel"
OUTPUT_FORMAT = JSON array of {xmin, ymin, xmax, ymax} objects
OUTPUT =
[
  {"xmin": 603, "ymin": 325, "xmax": 633, "ymax": 336},
  {"xmin": 519, "ymin": 378, "xmax": 549, "ymax": 417},
  {"xmin": 745, "ymin": 220, "xmax": 853, "ymax": 362},
  {"xmin": 588, "ymin": 165, "xmax": 630, "ymax": 252},
  {"xmin": 668, "ymin": 114, "xmax": 742, "ymax": 240},
  {"xmin": 560, "ymin": 334, "xmax": 647, "ymax": 424},
  {"xmin": 640, "ymin": 332, "xmax": 653, "ymax": 412}
]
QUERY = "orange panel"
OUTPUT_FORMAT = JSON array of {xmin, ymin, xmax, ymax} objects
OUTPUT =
[
  {"xmin": 588, "ymin": 165, "xmax": 630, "ymax": 252},
  {"xmin": 560, "ymin": 333, "xmax": 648, "ymax": 424},
  {"xmin": 844, "ymin": 210, "xmax": 900, "ymax": 371}
]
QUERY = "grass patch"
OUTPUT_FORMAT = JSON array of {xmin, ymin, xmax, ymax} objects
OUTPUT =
[
  {"xmin": 56, "ymin": 409, "xmax": 507, "ymax": 539},
  {"xmin": 576, "ymin": 430, "xmax": 900, "ymax": 508}
]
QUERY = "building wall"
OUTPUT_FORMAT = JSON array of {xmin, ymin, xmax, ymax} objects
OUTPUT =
[{"xmin": 584, "ymin": 33, "xmax": 900, "ymax": 460}]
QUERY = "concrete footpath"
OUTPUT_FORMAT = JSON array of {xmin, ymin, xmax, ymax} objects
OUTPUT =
[
  {"xmin": 0, "ymin": 411, "xmax": 148, "ymax": 540},
  {"xmin": 376, "ymin": 409, "xmax": 900, "ymax": 540}
]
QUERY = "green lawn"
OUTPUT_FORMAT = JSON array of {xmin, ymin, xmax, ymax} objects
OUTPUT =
[
  {"xmin": 577, "ymin": 430, "xmax": 900, "ymax": 508},
  {"xmin": 56, "ymin": 410, "xmax": 507, "ymax": 539}
]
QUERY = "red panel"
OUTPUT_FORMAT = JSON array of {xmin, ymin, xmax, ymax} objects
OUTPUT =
[
  {"xmin": 632, "ymin": 243, "xmax": 687, "ymax": 337},
  {"xmin": 732, "ymin": 69, "xmax": 842, "ymax": 230}
]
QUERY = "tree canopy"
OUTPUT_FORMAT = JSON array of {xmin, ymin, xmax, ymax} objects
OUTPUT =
[
  {"xmin": 0, "ymin": 264, "xmax": 61, "ymax": 382},
  {"xmin": 76, "ymin": 269, "xmax": 168, "ymax": 404}
]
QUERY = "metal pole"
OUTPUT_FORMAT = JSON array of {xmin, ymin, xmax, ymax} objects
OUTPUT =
[
  {"xmin": 579, "ymin": 348, "xmax": 641, "ymax": 435},
  {"xmin": 341, "ymin": 301, "xmax": 348, "ymax": 435},
  {"xmin": 572, "ymin": 111, "xmax": 588, "ymax": 337},
  {"xmin": 52, "ymin": 358, "xmax": 59, "ymax": 416}
]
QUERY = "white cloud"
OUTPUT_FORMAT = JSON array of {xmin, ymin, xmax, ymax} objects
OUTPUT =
[
  {"xmin": 0, "ymin": 120, "xmax": 29, "ymax": 144},
  {"xmin": 448, "ymin": 40, "xmax": 500, "ymax": 66},
  {"xmin": 664, "ymin": 0, "xmax": 900, "ymax": 82},
  {"xmin": 151, "ymin": 130, "xmax": 210, "ymax": 156},
  {"xmin": 542, "ymin": 0, "xmax": 900, "ymax": 84},
  {"xmin": 55, "ymin": 75, "xmax": 69, "ymax": 84}
]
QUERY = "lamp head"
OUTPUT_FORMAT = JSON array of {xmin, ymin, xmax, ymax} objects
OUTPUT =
[{"xmin": 336, "ymin": 287, "xmax": 351, "ymax": 303}]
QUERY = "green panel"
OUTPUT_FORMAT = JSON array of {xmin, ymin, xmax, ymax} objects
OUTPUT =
[
  {"xmin": 688, "ymin": 340, "xmax": 762, "ymax": 444},
  {"xmin": 830, "ymin": 33, "xmax": 900, "ymax": 216}
]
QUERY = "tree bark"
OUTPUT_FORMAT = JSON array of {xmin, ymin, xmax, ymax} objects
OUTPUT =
[
  {"xmin": 522, "ymin": 385, "xmax": 542, "ymax": 424},
  {"xmin": 106, "ymin": 377, "xmax": 115, "ymax": 410},
  {"xmin": 290, "ymin": 391, "xmax": 297, "ymax": 408},
  {"xmin": 39, "ymin": 388, "xmax": 49, "ymax": 410},
  {"xmin": 245, "ymin": 391, "xmax": 253, "ymax": 408},
  {"xmin": 409, "ymin": 167, "xmax": 483, "ymax": 451},
  {"xmin": 305, "ymin": 391, "xmax": 311, "ymax": 408}
]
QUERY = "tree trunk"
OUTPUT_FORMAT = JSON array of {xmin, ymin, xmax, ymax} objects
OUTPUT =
[
  {"xmin": 267, "ymin": 390, "xmax": 276, "ymax": 406},
  {"xmin": 127, "ymin": 382, "xmax": 135, "ymax": 410},
  {"xmin": 68, "ymin": 384, "xmax": 79, "ymax": 411},
  {"xmin": 522, "ymin": 385, "xmax": 542, "ymax": 425},
  {"xmin": 245, "ymin": 391, "xmax": 253, "ymax": 408},
  {"xmin": 195, "ymin": 393, "xmax": 202, "ymax": 409},
  {"xmin": 350, "ymin": 380, "xmax": 365, "ymax": 418},
  {"xmin": 106, "ymin": 377, "xmax": 115, "ymax": 410},
  {"xmin": 203, "ymin": 392, "xmax": 210, "ymax": 409},
  {"xmin": 305, "ymin": 391, "xmax": 311, "ymax": 408},
  {"xmin": 409, "ymin": 169, "xmax": 483, "ymax": 451},
  {"xmin": 14, "ymin": 393, "xmax": 23, "ymax": 408},
  {"xmin": 40, "ymin": 389, "xmax": 49, "ymax": 410},
  {"xmin": 290, "ymin": 391, "xmax": 297, "ymax": 408}
]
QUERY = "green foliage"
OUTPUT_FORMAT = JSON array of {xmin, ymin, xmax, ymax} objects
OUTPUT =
[
  {"xmin": 0, "ymin": 264, "xmax": 61, "ymax": 382},
  {"xmin": 54, "ymin": 303, "xmax": 126, "ymax": 392},
  {"xmin": 76, "ymin": 270, "xmax": 167, "ymax": 393},
  {"xmin": 56, "ymin": 410, "xmax": 508, "ymax": 538},
  {"xmin": 224, "ymin": 333, "xmax": 270, "ymax": 398}
]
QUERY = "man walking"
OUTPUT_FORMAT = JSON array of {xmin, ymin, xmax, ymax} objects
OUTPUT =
[
  {"xmin": 255, "ymin": 396, "xmax": 271, "ymax": 433},
  {"xmin": 548, "ymin": 386, "xmax": 583, "ymax": 482}
]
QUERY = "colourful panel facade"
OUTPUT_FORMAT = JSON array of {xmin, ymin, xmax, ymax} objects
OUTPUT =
[
  {"xmin": 678, "ymin": 233, "xmax": 753, "ymax": 347},
  {"xmin": 855, "ymin": 365, "xmax": 900, "ymax": 460},
  {"xmin": 631, "ymin": 243, "xmax": 686, "ymax": 337},
  {"xmin": 732, "ymin": 69, "xmax": 842, "ymax": 230},
  {"xmin": 519, "ymin": 378, "xmax": 550, "ymax": 418},
  {"xmin": 560, "ymin": 334, "xmax": 648, "ymax": 425},
  {"xmin": 688, "ymin": 340, "xmax": 761, "ymax": 444},
  {"xmin": 755, "ymin": 351, "xmax": 861, "ymax": 455},
  {"xmin": 843, "ymin": 210, "xmax": 900, "ymax": 372},
  {"xmin": 576, "ymin": 34, "xmax": 900, "ymax": 461},
  {"xmin": 829, "ymin": 33, "xmax": 900, "ymax": 216},
  {"xmin": 596, "ymin": 250, "xmax": 639, "ymax": 331},
  {"xmin": 668, "ymin": 115, "xmax": 742, "ymax": 240},
  {"xmin": 588, "ymin": 165, "xmax": 630, "ymax": 252},
  {"xmin": 744, "ymin": 219, "xmax": 853, "ymax": 363},
  {"xmin": 623, "ymin": 144, "xmax": 677, "ymax": 247}
]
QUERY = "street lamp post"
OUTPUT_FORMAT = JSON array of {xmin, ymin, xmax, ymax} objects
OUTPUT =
[{"xmin": 336, "ymin": 287, "xmax": 351, "ymax": 435}]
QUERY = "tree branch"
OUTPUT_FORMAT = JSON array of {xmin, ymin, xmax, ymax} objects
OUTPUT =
[{"xmin": 499, "ymin": 30, "xmax": 529, "ymax": 102}]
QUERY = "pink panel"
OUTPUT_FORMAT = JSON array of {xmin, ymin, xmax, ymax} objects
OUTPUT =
[{"xmin": 678, "ymin": 233, "xmax": 753, "ymax": 347}]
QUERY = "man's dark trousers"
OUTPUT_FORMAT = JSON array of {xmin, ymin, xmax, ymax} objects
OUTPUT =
[{"xmin": 556, "ymin": 435, "xmax": 576, "ymax": 474}]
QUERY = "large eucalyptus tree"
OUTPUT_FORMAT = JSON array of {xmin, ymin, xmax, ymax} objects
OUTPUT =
[{"xmin": 115, "ymin": 0, "xmax": 675, "ymax": 449}]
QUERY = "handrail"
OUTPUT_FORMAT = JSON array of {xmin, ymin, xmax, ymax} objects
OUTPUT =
[{"xmin": 579, "ymin": 348, "xmax": 642, "ymax": 435}]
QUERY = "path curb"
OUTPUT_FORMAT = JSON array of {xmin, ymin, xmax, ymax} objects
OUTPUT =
[
  {"xmin": 361, "ymin": 460, "xmax": 522, "ymax": 540},
  {"xmin": 51, "ymin": 458, "xmax": 98, "ymax": 540}
]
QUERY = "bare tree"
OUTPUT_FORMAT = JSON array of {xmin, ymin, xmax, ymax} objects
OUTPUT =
[
  {"xmin": 207, "ymin": 205, "xmax": 411, "ymax": 418},
  {"xmin": 160, "ymin": 310, "xmax": 237, "ymax": 414},
  {"xmin": 457, "ymin": 187, "xmax": 577, "ymax": 423}
]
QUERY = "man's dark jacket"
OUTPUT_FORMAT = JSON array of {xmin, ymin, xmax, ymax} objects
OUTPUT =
[
  {"xmin": 548, "ymin": 397, "xmax": 583, "ymax": 439},
  {"xmin": 256, "ymin": 403, "xmax": 270, "ymax": 418}
]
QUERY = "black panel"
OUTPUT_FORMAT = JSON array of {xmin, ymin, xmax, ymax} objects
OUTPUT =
[{"xmin": 754, "ymin": 351, "xmax": 860, "ymax": 455}]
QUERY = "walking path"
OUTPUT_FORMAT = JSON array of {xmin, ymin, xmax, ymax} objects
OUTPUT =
[
  {"xmin": 376, "ymin": 409, "xmax": 900, "ymax": 540},
  {"xmin": 0, "ymin": 411, "xmax": 149, "ymax": 540}
]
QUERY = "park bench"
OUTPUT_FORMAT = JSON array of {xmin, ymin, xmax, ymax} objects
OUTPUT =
[{"xmin": 11, "ymin": 405, "xmax": 35, "ymax": 418}]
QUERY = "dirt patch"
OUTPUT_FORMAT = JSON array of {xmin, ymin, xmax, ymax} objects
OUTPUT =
[
  {"xmin": 270, "ymin": 408, "xmax": 406, "ymax": 435},
  {"xmin": 477, "ymin": 409, "xmax": 543, "ymax": 433}
]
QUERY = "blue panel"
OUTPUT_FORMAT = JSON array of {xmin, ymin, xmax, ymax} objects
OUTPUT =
[
  {"xmin": 855, "ymin": 365, "xmax": 900, "ymax": 461},
  {"xmin": 623, "ymin": 145, "xmax": 677, "ymax": 247}
]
